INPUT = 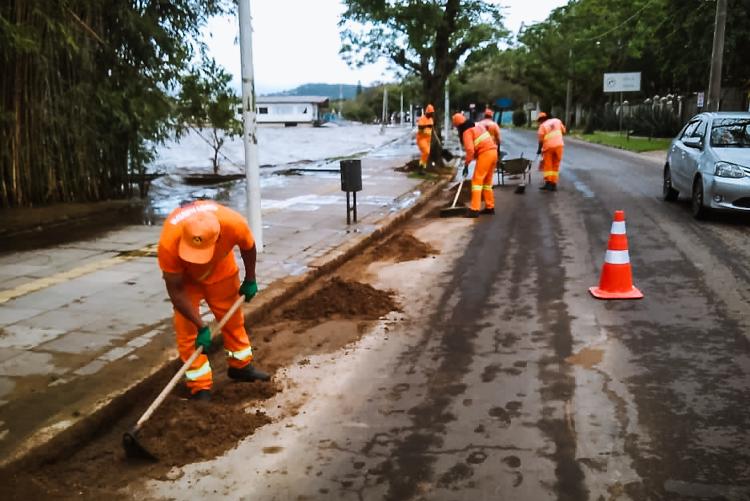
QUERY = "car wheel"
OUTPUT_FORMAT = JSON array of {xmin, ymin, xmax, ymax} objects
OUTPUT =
[
  {"xmin": 691, "ymin": 177, "xmax": 708, "ymax": 219},
  {"xmin": 663, "ymin": 165, "xmax": 678, "ymax": 201}
]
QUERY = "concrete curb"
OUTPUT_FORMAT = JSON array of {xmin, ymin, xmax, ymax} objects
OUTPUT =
[{"xmin": 0, "ymin": 174, "xmax": 452, "ymax": 472}]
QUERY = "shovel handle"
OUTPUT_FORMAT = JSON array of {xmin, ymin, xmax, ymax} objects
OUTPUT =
[
  {"xmin": 450, "ymin": 177, "xmax": 465, "ymax": 209},
  {"xmin": 131, "ymin": 295, "xmax": 246, "ymax": 432}
]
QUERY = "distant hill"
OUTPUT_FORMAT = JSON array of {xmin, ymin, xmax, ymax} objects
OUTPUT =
[{"xmin": 266, "ymin": 83, "xmax": 361, "ymax": 100}]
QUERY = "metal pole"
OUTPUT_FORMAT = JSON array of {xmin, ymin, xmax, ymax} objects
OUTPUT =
[
  {"xmin": 564, "ymin": 48, "xmax": 572, "ymax": 127},
  {"xmin": 380, "ymin": 88, "xmax": 387, "ymax": 133},
  {"xmin": 707, "ymin": 0, "xmax": 727, "ymax": 112},
  {"xmin": 400, "ymin": 92, "xmax": 404, "ymax": 127},
  {"xmin": 443, "ymin": 80, "xmax": 450, "ymax": 142},
  {"xmin": 619, "ymin": 92, "xmax": 624, "ymax": 133},
  {"xmin": 238, "ymin": 0, "xmax": 263, "ymax": 251}
]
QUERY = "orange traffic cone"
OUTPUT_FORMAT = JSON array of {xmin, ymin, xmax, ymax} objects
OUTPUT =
[{"xmin": 589, "ymin": 210, "xmax": 643, "ymax": 300}]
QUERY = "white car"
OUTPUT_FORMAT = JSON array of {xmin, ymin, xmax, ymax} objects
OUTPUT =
[{"xmin": 663, "ymin": 112, "xmax": 750, "ymax": 218}]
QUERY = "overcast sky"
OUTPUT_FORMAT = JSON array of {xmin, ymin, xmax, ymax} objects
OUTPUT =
[{"xmin": 203, "ymin": 0, "xmax": 568, "ymax": 94}]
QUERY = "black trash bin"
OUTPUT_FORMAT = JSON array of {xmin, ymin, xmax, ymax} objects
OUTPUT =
[{"xmin": 340, "ymin": 159, "xmax": 362, "ymax": 192}]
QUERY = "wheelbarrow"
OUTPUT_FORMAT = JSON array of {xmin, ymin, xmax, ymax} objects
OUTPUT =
[{"xmin": 496, "ymin": 154, "xmax": 532, "ymax": 194}]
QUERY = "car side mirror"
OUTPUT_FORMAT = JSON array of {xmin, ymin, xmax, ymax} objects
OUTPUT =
[{"xmin": 683, "ymin": 136, "xmax": 703, "ymax": 149}]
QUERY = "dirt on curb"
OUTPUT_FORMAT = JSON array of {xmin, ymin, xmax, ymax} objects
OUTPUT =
[{"xmin": 0, "ymin": 226, "xmax": 440, "ymax": 499}]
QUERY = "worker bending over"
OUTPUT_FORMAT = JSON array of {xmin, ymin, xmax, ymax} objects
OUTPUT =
[
  {"xmin": 158, "ymin": 200, "xmax": 269, "ymax": 402},
  {"xmin": 536, "ymin": 112, "xmax": 566, "ymax": 191},
  {"xmin": 453, "ymin": 113, "xmax": 497, "ymax": 217},
  {"xmin": 416, "ymin": 104, "xmax": 435, "ymax": 171}
]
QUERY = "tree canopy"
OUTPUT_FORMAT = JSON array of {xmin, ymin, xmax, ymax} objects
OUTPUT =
[{"xmin": 339, "ymin": 0, "xmax": 509, "ymax": 126}]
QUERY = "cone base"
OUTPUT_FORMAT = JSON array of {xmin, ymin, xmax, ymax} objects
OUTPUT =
[{"xmin": 589, "ymin": 286, "xmax": 643, "ymax": 300}]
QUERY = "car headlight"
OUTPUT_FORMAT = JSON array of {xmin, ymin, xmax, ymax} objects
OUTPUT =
[{"xmin": 714, "ymin": 162, "xmax": 746, "ymax": 178}]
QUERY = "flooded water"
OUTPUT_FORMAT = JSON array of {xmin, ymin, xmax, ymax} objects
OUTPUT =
[{"xmin": 142, "ymin": 124, "xmax": 416, "ymax": 224}]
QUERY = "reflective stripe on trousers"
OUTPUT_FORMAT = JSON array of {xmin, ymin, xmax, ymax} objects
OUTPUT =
[
  {"xmin": 185, "ymin": 360, "xmax": 211, "ymax": 381},
  {"xmin": 226, "ymin": 346, "xmax": 253, "ymax": 362}
]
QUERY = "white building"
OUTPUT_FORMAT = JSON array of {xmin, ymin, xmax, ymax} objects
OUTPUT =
[{"xmin": 256, "ymin": 96, "xmax": 330, "ymax": 126}]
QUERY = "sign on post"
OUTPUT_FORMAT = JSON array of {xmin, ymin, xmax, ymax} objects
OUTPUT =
[
  {"xmin": 697, "ymin": 92, "xmax": 705, "ymax": 108},
  {"xmin": 603, "ymin": 72, "xmax": 641, "ymax": 93}
]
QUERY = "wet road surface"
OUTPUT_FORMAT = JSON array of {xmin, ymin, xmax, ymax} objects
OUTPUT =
[{"xmin": 143, "ymin": 130, "xmax": 750, "ymax": 500}]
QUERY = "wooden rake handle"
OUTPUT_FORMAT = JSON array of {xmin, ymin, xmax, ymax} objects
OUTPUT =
[{"xmin": 132, "ymin": 295, "xmax": 246, "ymax": 431}]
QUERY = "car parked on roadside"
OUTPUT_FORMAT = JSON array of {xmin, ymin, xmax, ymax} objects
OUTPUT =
[{"xmin": 663, "ymin": 112, "xmax": 750, "ymax": 218}]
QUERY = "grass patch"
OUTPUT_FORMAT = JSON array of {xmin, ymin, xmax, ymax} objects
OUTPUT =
[{"xmin": 574, "ymin": 131, "xmax": 671, "ymax": 153}]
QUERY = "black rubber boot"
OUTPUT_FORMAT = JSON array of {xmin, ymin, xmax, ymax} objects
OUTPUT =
[
  {"xmin": 539, "ymin": 182, "xmax": 550, "ymax": 190},
  {"xmin": 190, "ymin": 389, "xmax": 211, "ymax": 402},
  {"xmin": 480, "ymin": 207, "xmax": 495, "ymax": 215},
  {"xmin": 465, "ymin": 209, "xmax": 480, "ymax": 218},
  {"xmin": 228, "ymin": 364, "xmax": 271, "ymax": 382},
  {"xmin": 548, "ymin": 183, "xmax": 558, "ymax": 191}
]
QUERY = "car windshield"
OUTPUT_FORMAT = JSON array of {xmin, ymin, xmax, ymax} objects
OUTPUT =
[{"xmin": 710, "ymin": 118, "xmax": 750, "ymax": 147}]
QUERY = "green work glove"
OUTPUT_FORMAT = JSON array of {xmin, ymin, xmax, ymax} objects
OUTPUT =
[
  {"xmin": 196, "ymin": 325, "xmax": 211, "ymax": 351},
  {"xmin": 239, "ymin": 279, "xmax": 258, "ymax": 302}
]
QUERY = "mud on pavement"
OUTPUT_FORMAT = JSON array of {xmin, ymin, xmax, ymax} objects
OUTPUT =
[{"xmin": 0, "ymin": 213, "xmax": 447, "ymax": 499}]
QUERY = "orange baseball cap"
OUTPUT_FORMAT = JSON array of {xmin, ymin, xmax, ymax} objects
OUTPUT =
[
  {"xmin": 484, "ymin": 108, "xmax": 493, "ymax": 118},
  {"xmin": 425, "ymin": 104, "xmax": 435, "ymax": 114},
  {"xmin": 178, "ymin": 211, "xmax": 220, "ymax": 264},
  {"xmin": 537, "ymin": 112, "xmax": 548, "ymax": 121}
]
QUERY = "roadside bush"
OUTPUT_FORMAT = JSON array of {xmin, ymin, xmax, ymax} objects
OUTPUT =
[
  {"xmin": 512, "ymin": 109, "xmax": 527, "ymax": 127},
  {"xmin": 342, "ymin": 100, "xmax": 376, "ymax": 123},
  {"xmin": 627, "ymin": 105, "xmax": 682, "ymax": 138}
]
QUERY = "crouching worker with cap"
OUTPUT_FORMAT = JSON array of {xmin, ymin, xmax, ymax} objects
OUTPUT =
[{"xmin": 157, "ymin": 200, "xmax": 270, "ymax": 402}]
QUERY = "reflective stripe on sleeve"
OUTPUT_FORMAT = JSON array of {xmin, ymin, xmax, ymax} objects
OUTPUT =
[
  {"xmin": 226, "ymin": 346, "xmax": 253, "ymax": 361},
  {"xmin": 605, "ymin": 250, "xmax": 630, "ymax": 264},
  {"xmin": 610, "ymin": 221, "xmax": 626, "ymax": 235},
  {"xmin": 473, "ymin": 131, "xmax": 491, "ymax": 146},
  {"xmin": 185, "ymin": 360, "xmax": 211, "ymax": 381}
]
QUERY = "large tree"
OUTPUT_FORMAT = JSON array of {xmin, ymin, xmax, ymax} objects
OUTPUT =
[{"xmin": 339, "ymin": 0, "xmax": 508, "ymax": 131}]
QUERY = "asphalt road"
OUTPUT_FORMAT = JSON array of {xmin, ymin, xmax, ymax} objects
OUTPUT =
[{"xmin": 143, "ymin": 129, "xmax": 750, "ymax": 500}]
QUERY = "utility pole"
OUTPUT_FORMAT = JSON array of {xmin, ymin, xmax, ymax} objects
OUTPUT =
[
  {"xmin": 706, "ymin": 0, "xmax": 727, "ymax": 112},
  {"xmin": 400, "ymin": 91, "xmax": 404, "ymax": 127},
  {"xmin": 565, "ymin": 48, "xmax": 573, "ymax": 127},
  {"xmin": 237, "ymin": 0, "xmax": 262, "ymax": 251},
  {"xmin": 443, "ymin": 81, "xmax": 450, "ymax": 142},
  {"xmin": 380, "ymin": 87, "xmax": 388, "ymax": 134}
]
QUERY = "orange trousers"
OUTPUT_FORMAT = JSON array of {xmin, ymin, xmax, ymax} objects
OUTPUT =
[
  {"xmin": 174, "ymin": 274, "xmax": 253, "ymax": 394},
  {"xmin": 470, "ymin": 149, "xmax": 498, "ymax": 211},
  {"xmin": 540, "ymin": 146, "xmax": 564, "ymax": 185},
  {"xmin": 417, "ymin": 137, "xmax": 431, "ymax": 168}
]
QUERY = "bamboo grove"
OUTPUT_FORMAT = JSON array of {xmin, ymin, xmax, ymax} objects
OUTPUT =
[{"xmin": 0, "ymin": 0, "xmax": 228, "ymax": 208}]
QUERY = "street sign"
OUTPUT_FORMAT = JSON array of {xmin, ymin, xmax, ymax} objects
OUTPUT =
[
  {"xmin": 495, "ymin": 98, "xmax": 513, "ymax": 109},
  {"xmin": 697, "ymin": 91, "xmax": 705, "ymax": 108},
  {"xmin": 469, "ymin": 103, "xmax": 476, "ymax": 110},
  {"xmin": 603, "ymin": 72, "xmax": 641, "ymax": 93}
]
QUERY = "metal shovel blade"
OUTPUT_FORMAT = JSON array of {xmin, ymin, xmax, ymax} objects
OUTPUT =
[{"xmin": 123, "ymin": 429, "xmax": 158, "ymax": 462}]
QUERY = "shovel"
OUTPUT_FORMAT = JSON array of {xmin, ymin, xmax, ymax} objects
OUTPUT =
[
  {"xmin": 122, "ymin": 295, "xmax": 246, "ymax": 461},
  {"xmin": 440, "ymin": 174, "xmax": 467, "ymax": 217}
]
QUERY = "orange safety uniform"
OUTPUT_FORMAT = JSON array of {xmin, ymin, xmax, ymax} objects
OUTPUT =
[
  {"xmin": 537, "ymin": 117, "xmax": 566, "ymax": 185},
  {"xmin": 416, "ymin": 111, "xmax": 434, "ymax": 169},
  {"xmin": 478, "ymin": 118, "xmax": 501, "ymax": 147},
  {"xmin": 461, "ymin": 124, "xmax": 498, "ymax": 212},
  {"xmin": 158, "ymin": 200, "xmax": 256, "ymax": 394}
]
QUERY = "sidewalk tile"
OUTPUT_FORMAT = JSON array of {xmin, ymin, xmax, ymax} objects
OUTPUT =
[
  {"xmin": 38, "ymin": 331, "xmax": 113, "ymax": 355},
  {"xmin": 0, "ymin": 325, "xmax": 65, "ymax": 350},
  {"xmin": 98, "ymin": 346, "xmax": 134, "ymax": 362},
  {"xmin": 0, "ymin": 306, "xmax": 45, "ymax": 326},
  {"xmin": 0, "ymin": 351, "xmax": 59, "ymax": 377},
  {"xmin": 15, "ymin": 309, "xmax": 91, "ymax": 332},
  {"xmin": 0, "ymin": 377, "xmax": 15, "ymax": 401},
  {"xmin": 73, "ymin": 359, "xmax": 108, "ymax": 377}
]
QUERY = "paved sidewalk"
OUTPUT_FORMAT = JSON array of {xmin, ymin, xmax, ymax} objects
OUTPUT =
[{"xmin": 0, "ymin": 132, "xmax": 430, "ymax": 464}]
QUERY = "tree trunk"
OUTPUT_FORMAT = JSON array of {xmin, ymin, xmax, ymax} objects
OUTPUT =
[{"xmin": 424, "ymin": 78, "xmax": 448, "ymax": 169}]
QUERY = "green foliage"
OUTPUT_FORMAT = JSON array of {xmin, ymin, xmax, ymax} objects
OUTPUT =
[
  {"xmin": 627, "ymin": 105, "xmax": 682, "ymax": 138},
  {"xmin": 177, "ymin": 59, "xmax": 241, "ymax": 174},
  {"xmin": 512, "ymin": 110, "xmax": 527, "ymax": 127},
  {"xmin": 577, "ymin": 131, "xmax": 672, "ymax": 152},
  {"xmin": 0, "ymin": 0, "xmax": 230, "ymax": 207},
  {"xmin": 339, "ymin": 0, "xmax": 508, "ymax": 130}
]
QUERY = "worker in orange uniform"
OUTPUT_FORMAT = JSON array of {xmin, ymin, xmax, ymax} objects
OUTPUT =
[
  {"xmin": 416, "ymin": 104, "xmax": 435, "ymax": 171},
  {"xmin": 158, "ymin": 200, "xmax": 270, "ymax": 402},
  {"xmin": 452, "ymin": 113, "xmax": 498, "ymax": 217},
  {"xmin": 536, "ymin": 112, "xmax": 566, "ymax": 191},
  {"xmin": 478, "ymin": 108, "xmax": 502, "ymax": 148}
]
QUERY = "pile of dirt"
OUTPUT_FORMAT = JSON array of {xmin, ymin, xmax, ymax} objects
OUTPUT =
[
  {"xmin": 394, "ymin": 159, "xmax": 451, "ymax": 174},
  {"xmin": 374, "ymin": 233, "xmax": 438, "ymax": 262},
  {"xmin": 425, "ymin": 180, "xmax": 472, "ymax": 218},
  {"xmin": 282, "ymin": 278, "xmax": 400, "ymax": 321}
]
